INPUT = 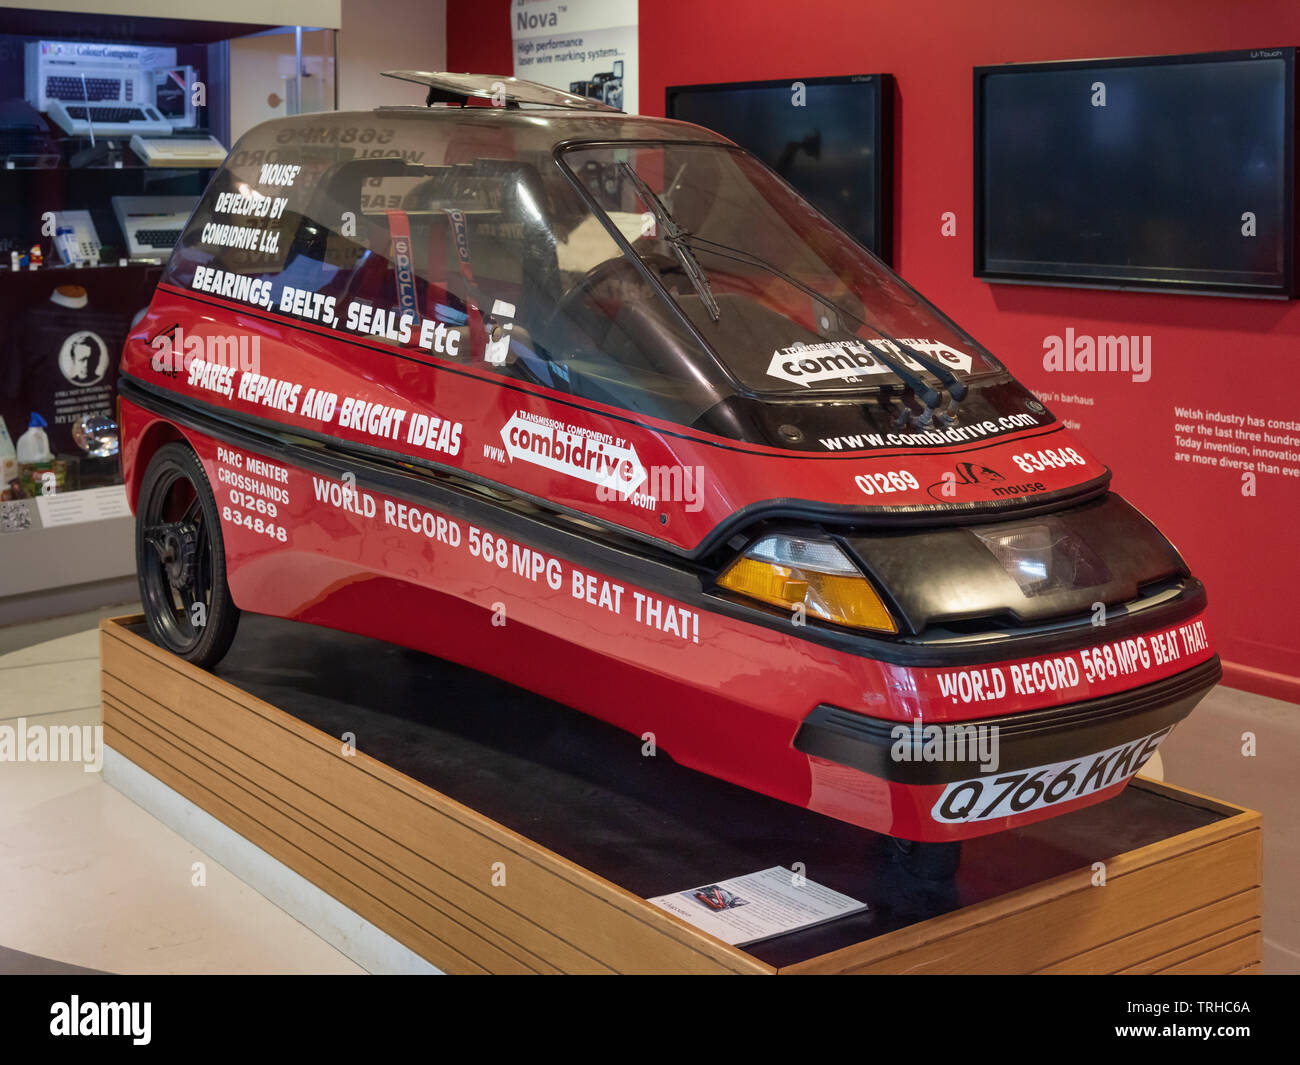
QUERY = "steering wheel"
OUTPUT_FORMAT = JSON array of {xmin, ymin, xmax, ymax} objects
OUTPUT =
[{"xmin": 542, "ymin": 255, "xmax": 657, "ymax": 341}]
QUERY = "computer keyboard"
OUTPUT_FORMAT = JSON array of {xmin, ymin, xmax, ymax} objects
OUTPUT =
[
  {"xmin": 47, "ymin": 99, "xmax": 172, "ymax": 138},
  {"xmin": 113, "ymin": 195, "xmax": 199, "ymax": 257},
  {"xmin": 130, "ymin": 133, "xmax": 227, "ymax": 167},
  {"xmin": 134, "ymin": 228, "xmax": 181, "ymax": 249},
  {"xmin": 64, "ymin": 105, "xmax": 148, "ymax": 123},
  {"xmin": 45, "ymin": 75, "xmax": 129, "ymax": 102}
]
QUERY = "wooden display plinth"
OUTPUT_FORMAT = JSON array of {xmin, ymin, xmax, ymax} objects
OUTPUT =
[{"xmin": 99, "ymin": 614, "xmax": 1262, "ymax": 975}]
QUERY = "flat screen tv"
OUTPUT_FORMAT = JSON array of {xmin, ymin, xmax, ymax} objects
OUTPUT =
[
  {"xmin": 975, "ymin": 48, "xmax": 1296, "ymax": 297},
  {"xmin": 666, "ymin": 74, "xmax": 892, "ymax": 263}
]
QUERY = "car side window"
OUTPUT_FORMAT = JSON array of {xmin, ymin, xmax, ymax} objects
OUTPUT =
[{"xmin": 164, "ymin": 116, "xmax": 729, "ymax": 429}]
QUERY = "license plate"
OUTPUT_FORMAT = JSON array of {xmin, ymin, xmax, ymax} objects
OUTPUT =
[{"xmin": 930, "ymin": 726, "xmax": 1173, "ymax": 824}]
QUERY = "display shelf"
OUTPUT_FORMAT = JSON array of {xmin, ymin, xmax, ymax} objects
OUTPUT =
[
  {"xmin": 0, "ymin": 133, "xmax": 226, "ymax": 172},
  {"xmin": 0, "ymin": 10, "xmax": 275, "ymax": 46},
  {"xmin": 99, "ymin": 613, "xmax": 1264, "ymax": 975},
  {"xmin": 1, "ymin": 263, "xmax": 164, "ymax": 276},
  {"xmin": 2, "ymin": 158, "xmax": 222, "ymax": 172}
]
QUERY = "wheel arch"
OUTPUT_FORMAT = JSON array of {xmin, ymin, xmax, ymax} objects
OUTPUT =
[{"xmin": 126, "ymin": 418, "xmax": 190, "ymax": 512}]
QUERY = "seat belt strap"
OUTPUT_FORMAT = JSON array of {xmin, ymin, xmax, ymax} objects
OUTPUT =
[
  {"xmin": 445, "ymin": 208, "xmax": 486, "ymax": 357},
  {"xmin": 385, "ymin": 209, "xmax": 422, "ymax": 329}
]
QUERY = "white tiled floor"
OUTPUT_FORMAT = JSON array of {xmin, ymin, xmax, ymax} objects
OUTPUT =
[
  {"xmin": 0, "ymin": 624, "xmax": 363, "ymax": 975},
  {"xmin": 0, "ymin": 613, "xmax": 1295, "ymax": 973},
  {"xmin": 1157, "ymin": 682, "xmax": 1300, "ymax": 975}
]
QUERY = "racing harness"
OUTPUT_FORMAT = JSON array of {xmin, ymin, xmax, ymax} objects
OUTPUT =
[{"xmin": 386, "ymin": 207, "xmax": 510, "ymax": 361}]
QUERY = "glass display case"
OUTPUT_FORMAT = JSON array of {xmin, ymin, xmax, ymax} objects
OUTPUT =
[
  {"xmin": 1, "ymin": 8, "xmax": 335, "ymax": 538},
  {"xmin": 0, "ymin": 6, "xmax": 335, "ymax": 600}
]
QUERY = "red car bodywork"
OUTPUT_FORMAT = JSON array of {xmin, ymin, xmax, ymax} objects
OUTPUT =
[{"xmin": 118, "ymin": 99, "xmax": 1218, "ymax": 843}]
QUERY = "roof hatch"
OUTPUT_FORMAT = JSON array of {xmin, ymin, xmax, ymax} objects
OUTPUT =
[{"xmin": 380, "ymin": 70, "xmax": 623, "ymax": 112}]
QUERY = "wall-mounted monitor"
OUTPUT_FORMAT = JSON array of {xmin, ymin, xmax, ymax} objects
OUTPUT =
[
  {"xmin": 975, "ymin": 48, "xmax": 1296, "ymax": 297},
  {"xmin": 666, "ymin": 74, "xmax": 893, "ymax": 263}
]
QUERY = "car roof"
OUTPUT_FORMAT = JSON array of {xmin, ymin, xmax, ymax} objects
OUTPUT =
[{"xmin": 249, "ymin": 105, "xmax": 735, "ymax": 154}]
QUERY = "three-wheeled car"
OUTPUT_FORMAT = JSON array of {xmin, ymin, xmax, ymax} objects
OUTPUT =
[{"xmin": 118, "ymin": 73, "xmax": 1219, "ymax": 877}]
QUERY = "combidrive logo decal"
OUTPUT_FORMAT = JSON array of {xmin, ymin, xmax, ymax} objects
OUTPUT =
[
  {"xmin": 500, "ymin": 410, "xmax": 647, "ymax": 496},
  {"xmin": 767, "ymin": 338, "xmax": 974, "ymax": 388}
]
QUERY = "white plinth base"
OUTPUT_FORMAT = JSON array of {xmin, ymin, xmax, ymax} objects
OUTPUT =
[{"xmin": 103, "ymin": 745, "xmax": 441, "ymax": 975}]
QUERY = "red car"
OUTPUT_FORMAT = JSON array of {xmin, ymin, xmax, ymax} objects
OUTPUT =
[{"xmin": 118, "ymin": 73, "xmax": 1218, "ymax": 878}]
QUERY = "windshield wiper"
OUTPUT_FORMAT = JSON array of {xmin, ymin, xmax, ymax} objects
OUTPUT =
[
  {"xmin": 618, "ymin": 162, "xmax": 721, "ymax": 322},
  {"xmin": 682, "ymin": 234, "xmax": 967, "ymax": 422}
]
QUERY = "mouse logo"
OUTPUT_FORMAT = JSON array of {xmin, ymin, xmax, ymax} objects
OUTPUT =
[
  {"xmin": 927, "ymin": 461, "xmax": 1005, "ymax": 501},
  {"xmin": 955, "ymin": 462, "xmax": 1005, "ymax": 485},
  {"xmin": 58, "ymin": 331, "xmax": 109, "ymax": 387}
]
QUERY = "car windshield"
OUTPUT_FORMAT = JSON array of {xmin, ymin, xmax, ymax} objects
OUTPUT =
[
  {"xmin": 162, "ymin": 112, "xmax": 1019, "ymax": 448},
  {"xmin": 560, "ymin": 142, "xmax": 1003, "ymax": 395}
]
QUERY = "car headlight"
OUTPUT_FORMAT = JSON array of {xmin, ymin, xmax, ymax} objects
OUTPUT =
[{"xmin": 717, "ymin": 534, "xmax": 897, "ymax": 633}]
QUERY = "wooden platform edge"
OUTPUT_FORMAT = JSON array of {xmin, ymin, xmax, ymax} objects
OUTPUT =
[
  {"xmin": 101, "ymin": 615, "xmax": 1264, "ymax": 976},
  {"xmin": 779, "ymin": 785, "xmax": 1261, "ymax": 974},
  {"xmin": 99, "ymin": 616, "xmax": 771, "ymax": 975}
]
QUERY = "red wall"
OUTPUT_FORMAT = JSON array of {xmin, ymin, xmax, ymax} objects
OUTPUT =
[{"xmin": 450, "ymin": 1, "xmax": 1300, "ymax": 701}]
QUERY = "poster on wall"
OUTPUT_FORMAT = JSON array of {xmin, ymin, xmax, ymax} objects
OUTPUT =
[{"xmin": 511, "ymin": 0, "xmax": 637, "ymax": 114}]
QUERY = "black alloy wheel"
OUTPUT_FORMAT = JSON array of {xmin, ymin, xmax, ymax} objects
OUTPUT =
[{"xmin": 135, "ymin": 442, "xmax": 240, "ymax": 668}]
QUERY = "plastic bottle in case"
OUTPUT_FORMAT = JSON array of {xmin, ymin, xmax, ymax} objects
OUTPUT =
[
  {"xmin": 16, "ymin": 413, "xmax": 52, "ymax": 464},
  {"xmin": 0, "ymin": 416, "xmax": 17, "ymax": 484},
  {"xmin": 16, "ymin": 412, "xmax": 60, "ymax": 495}
]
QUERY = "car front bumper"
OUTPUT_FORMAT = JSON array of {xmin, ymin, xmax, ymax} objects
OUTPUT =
[{"xmin": 794, "ymin": 655, "xmax": 1221, "ymax": 841}]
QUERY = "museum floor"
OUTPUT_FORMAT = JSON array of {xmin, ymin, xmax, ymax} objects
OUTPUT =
[{"xmin": 1, "ymin": 605, "xmax": 1296, "ymax": 975}]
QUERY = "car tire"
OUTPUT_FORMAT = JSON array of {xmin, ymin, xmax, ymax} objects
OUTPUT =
[
  {"xmin": 135, "ymin": 441, "xmax": 240, "ymax": 669},
  {"xmin": 891, "ymin": 837, "xmax": 962, "ymax": 881}
]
